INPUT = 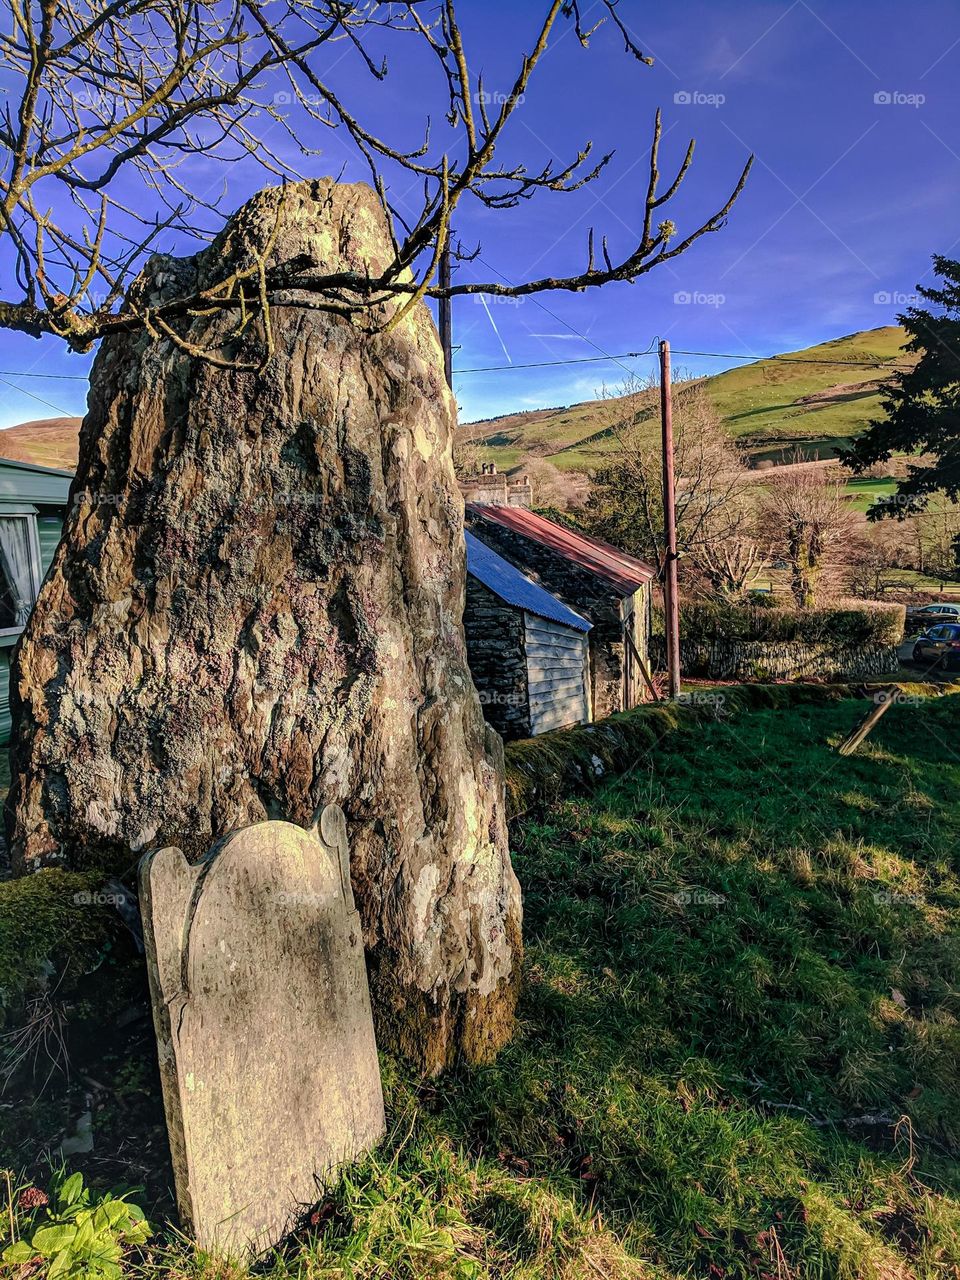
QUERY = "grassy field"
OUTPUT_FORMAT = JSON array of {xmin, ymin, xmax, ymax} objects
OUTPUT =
[
  {"xmin": 708, "ymin": 559, "xmax": 960, "ymax": 604},
  {"xmin": 0, "ymin": 417, "xmax": 80, "ymax": 470},
  {"xmin": 890, "ymin": 571, "xmax": 960, "ymax": 601},
  {"xmin": 460, "ymin": 327, "xmax": 915, "ymax": 477},
  {"xmin": 7, "ymin": 690, "xmax": 960, "ymax": 1279},
  {"xmin": 841, "ymin": 476, "xmax": 900, "ymax": 514}
]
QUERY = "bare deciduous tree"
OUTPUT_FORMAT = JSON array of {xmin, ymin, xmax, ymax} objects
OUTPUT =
[
  {"xmin": 0, "ymin": 2, "xmax": 752, "ymax": 354},
  {"xmin": 917, "ymin": 501, "xmax": 960, "ymax": 591},
  {"xmin": 846, "ymin": 517, "xmax": 911, "ymax": 600},
  {"xmin": 583, "ymin": 375, "xmax": 758, "ymax": 581},
  {"xmin": 452, "ymin": 429, "xmax": 488, "ymax": 480},
  {"xmin": 761, "ymin": 468, "xmax": 855, "ymax": 608},
  {"xmin": 520, "ymin": 458, "xmax": 585, "ymax": 510},
  {"xmin": 696, "ymin": 532, "xmax": 768, "ymax": 599}
]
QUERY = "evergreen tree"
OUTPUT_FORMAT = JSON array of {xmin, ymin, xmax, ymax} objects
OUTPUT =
[{"xmin": 844, "ymin": 255, "xmax": 960, "ymax": 515}]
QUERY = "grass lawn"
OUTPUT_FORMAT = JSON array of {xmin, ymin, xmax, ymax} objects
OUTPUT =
[
  {"xmin": 843, "ymin": 476, "xmax": 899, "ymax": 514},
  {"xmin": 888, "ymin": 569, "xmax": 960, "ymax": 600},
  {"xmin": 6, "ymin": 692, "xmax": 960, "ymax": 1278}
]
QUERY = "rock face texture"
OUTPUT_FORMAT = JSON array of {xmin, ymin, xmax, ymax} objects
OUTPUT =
[{"xmin": 8, "ymin": 179, "xmax": 521, "ymax": 1071}]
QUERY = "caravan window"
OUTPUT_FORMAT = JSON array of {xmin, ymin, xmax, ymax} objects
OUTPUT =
[{"xmin": 0, "ymin": 513, "xmax": 42, "ymax": 633}]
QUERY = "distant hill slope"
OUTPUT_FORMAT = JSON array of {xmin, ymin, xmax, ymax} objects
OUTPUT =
[
  {"xmin": 460, "ymin": 326, "xmax": 916, "ymax": 473},
  {"xmin": 0, "ymin": 417, "xmax": 80, "ymax": 470},
  {"xmin": 2, "ymin": 327, "xmax": 913, "ymax": 478}
]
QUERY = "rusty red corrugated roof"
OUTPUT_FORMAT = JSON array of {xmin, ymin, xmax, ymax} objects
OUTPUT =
[{"xmin": 466, "ymin": 505, "xmax": 655, "ymax": 593}]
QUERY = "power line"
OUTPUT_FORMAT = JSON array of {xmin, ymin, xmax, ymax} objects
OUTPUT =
[
  {"xmin": 0, "ymin": 370, "xmax": 88, "ymax": 380},
  {"xmin": 456, "ymin": 347, "xmax": 656, "ymax": 373},
  {"xmin": 455, "ymin": 345, "xmax": 902, "ymax": 375},
  {"xmin": 0, "ymin": 344, "xmax": 902, "ymax": 381},
  {"xmin": 469, "ymin": 252, "xmax": 647, "ymax": 383},
  {"xmin": 0, "ymin": 376, "xmax": 76, "ymax": 418},
  {"xmin": 0, "ymin": 345, "xmax": 902, "ymax": 392},
  {"xmin": 672, "ymin": 348, "xmax": 901, "ymax": 367}
]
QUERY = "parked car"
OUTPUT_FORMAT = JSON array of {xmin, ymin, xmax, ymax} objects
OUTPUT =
[
  {"xmin": 906, "ymin": 601, "xmax": 960, "ymax": 632},
  {"xmin": 912, "ymin": 623, "xmax": 960, "ymax": 670}
]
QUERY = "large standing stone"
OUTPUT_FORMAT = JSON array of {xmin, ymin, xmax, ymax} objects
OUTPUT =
[
  {"xmin": 8, "ymin": 179, "xmax": 521, "ymax": 1072},
  {"xmin": 140, "ymin": 813, "xmax": 384, "ymax": 1252}
]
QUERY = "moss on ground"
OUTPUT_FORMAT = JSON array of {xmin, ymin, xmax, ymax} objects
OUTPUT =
[{"xmin": 0, "ymin": 868, "xmax": 119, "ymax": 1018}]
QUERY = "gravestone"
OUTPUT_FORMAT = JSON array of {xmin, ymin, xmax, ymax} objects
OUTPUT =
[{"xmin": 139, "ymin": 810, "xmax": 384, "ymax": 1254}]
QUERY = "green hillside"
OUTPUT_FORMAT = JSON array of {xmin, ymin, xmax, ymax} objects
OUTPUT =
[{"xmin": 461, "ymin": 326, "xmax": 915, "ymax": 474}]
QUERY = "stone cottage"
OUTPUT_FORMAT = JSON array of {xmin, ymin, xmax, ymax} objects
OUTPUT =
[
  {"xmin": 463, "ymin": 531, "xmax": 592, "ymax": 740},
  {"xmin": 458, "ymin": 463, "xmax": 532, "ymax": 509},
  {"xmin": 465, "ymin": 506, "xmax": 655, "ymax": 720}
]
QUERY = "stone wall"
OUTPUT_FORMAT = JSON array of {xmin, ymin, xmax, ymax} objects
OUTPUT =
[
  {"xmin": 463, "ymin": 578, "xmax": 530, "ymax": 739},
  {"xmin": 650, "ymin": 637, "xmax": 900, "ymax": 681}
]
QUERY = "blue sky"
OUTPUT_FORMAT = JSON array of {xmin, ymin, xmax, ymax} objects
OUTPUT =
[{"xmin": 2, "ymin": 0, "xmax": 959, "ymax": 430}]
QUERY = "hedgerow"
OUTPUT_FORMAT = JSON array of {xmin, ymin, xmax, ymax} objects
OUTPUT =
[{"xmin": 652, "ymin": 599, "xmax": 906, "ymax": 646}]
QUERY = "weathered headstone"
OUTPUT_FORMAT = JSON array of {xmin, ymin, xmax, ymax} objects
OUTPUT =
[{"xmin": 139, "ymin": 810, "xmax": 384, "ymax": 1254}]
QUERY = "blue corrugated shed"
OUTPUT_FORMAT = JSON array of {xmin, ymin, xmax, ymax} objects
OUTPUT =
[{"xmin": 465, "ymin": 531, "xmax": 591, "ymax": 633}]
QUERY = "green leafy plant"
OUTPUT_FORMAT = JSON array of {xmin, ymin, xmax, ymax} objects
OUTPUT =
[{"xmin": 2, "ymin": 1169, "xmax": 151, "ymax": 1278}]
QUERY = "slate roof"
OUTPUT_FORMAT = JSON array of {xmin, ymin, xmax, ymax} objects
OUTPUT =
[
  {"xmin": 466, "ymin": 505, "xmax": 655, "ymax": 594},
  {"xmin": 465, "ymin": 531, "xmax": 592, "ymax": 633}
]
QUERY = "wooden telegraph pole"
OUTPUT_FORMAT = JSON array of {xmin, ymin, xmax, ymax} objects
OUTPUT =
[
  {"xmin": 659, "ymin": 339, "xmax": 681, "ymax": 698},
  {"xmin": 439, "ymin": 232, "xmax": 453, "ymax": 389}
]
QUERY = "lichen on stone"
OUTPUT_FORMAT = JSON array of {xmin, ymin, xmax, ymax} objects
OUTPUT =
[{"xmin": 8, "ymin": 178, "xmax": 522, "ymax": 1071}]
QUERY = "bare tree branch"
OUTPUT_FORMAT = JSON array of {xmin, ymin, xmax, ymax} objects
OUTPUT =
[
  {"xmin": 0, "ymin": 1, "xmax": 753, "ymax": 353},
  {"xmin": 584, "ymin": 373, "xmax": 759, "ymax": 591}
]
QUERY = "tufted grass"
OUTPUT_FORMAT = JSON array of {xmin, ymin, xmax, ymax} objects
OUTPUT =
[{"xmin": 5, "ymin": 691, "xmax": 960, "ymax": 1278}]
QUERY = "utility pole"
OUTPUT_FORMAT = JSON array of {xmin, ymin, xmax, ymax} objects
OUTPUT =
[
  {"xmin": 438, "ymin": 232, "xmax": 453, "ymax": 389},
  {"xmin": 659, "ymin": 339, "xmax": 681, "ymax": 699}
]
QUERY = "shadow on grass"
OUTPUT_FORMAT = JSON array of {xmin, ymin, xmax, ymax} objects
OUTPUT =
[
  {"xmin": 422, "ymin": 697, "xmax": 960, "ymax": 1275},
  {"xmin": 5, "ymin": 696, "xmax": 960, "ymax": 1279}
]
